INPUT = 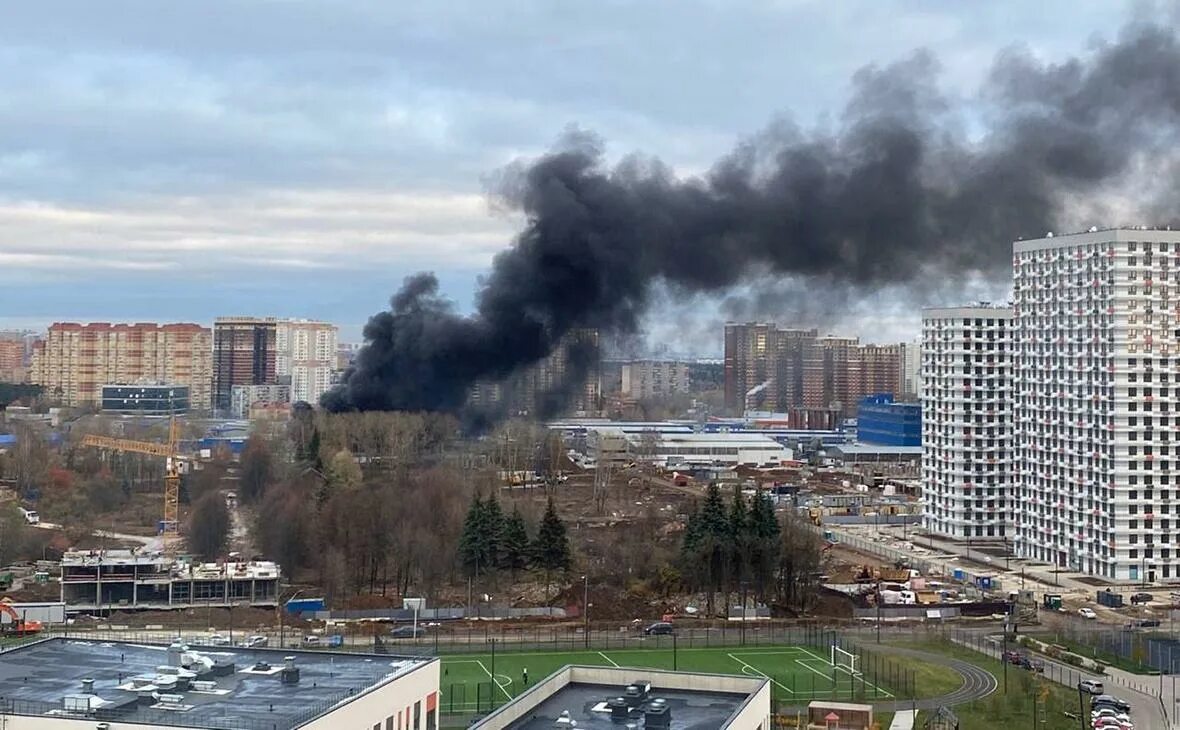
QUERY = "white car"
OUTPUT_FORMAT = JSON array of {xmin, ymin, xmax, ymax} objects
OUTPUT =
[
  {"xmin": 1079, "ymin": 607, "xmax": 1098, "ymax": 619},
  {"xmin": 241, "ymin": 635, "xmax": 268, "ymax": 648},
  {"xmin": 1080, "ymin": 679, "xmax": 1105, "ymax": 694}
]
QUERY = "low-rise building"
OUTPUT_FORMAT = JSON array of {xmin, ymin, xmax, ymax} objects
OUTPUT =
[
  {"xmin": 471, "ymin": 665, "xmax": 769, "ymax": 730},
  {"xmin": 0, "ymin": 637, "xmax": 439, "ymax": 730},
  {"xmin": 856, "ymin": 394, "xmax": 921, "ymax": 447},
  {"xmin": 60, "ymin": 550, "xmax": 280, "ymax": 612},
  {"xmin": 100, "ymin": 384, "xmax": 190, "ymax": 415}
]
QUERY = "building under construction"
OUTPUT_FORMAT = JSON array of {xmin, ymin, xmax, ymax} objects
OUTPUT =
[{"xmin": 60, "ymin": 550, "xmax": 280, "ymax": 613}]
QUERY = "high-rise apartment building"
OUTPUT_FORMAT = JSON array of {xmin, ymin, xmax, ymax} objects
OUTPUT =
[
  {"xmin": 213, "ymin": 317, "xmax": 277, "ymax": 414},
  {"xmin": 470, "ymin": 329, "xmax": 602, "ymax": 417},
  {"xmin": 724, "ymin": 323, "xmax": 903, "ymax": 416},
  {"xmin": 0, "ymin": 339, "xmax": 23, "ymax": 377},
  {"xmin": 921, "ymin": 305, "xmax": 1013, "ymax": 540},
  {"xmin": 30, "ymin": 323, "xmax": 212, "ymax": 411},
  {"xmin": 276, "ymin": 319, "xmax": 338, "ymax": 405},
  {"xmin": 1013, "ymin": 228, "xmax": 1180, "ymax": 581},
  {"xmin": 899, "ymin": 340, "xmax": 921, "ymax": 400},
  {"xmin": 621, "ymin": 360, "xmax": 691, "ymax": 399}
]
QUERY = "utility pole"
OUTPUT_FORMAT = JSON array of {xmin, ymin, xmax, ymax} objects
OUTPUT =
[{"xmin": 582, "ymin": 575, "xmax": 590, "ymax": 649}]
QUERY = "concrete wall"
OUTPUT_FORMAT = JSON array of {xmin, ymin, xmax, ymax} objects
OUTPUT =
[{"xmin": 302, "ymin": 658, "xmax": 440, "ymax": 730}]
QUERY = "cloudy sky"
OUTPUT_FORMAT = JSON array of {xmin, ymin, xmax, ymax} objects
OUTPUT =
[{"xmin": 0, "ymin": 1, "xmax": 1147, "ymax": 350}]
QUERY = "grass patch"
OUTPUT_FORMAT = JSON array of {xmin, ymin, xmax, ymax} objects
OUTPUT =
[{"xmin": 891, "ymin": 640, "xmax": 1091, "ymax": 730}]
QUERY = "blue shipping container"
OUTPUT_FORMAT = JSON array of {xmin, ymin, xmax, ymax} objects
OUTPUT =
[{"xmin": 286, "ymin": 597, "xmax": 326, "ymax": 614}]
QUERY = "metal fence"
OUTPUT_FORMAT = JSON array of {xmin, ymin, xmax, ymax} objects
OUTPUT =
[{"xmin": 1035, "ymin": 620, "xmax": 1180, "ymax": 674}]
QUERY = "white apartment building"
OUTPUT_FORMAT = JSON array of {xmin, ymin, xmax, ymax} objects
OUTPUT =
[
  {"xmin": 921, "ymin": 305, "xmax": 1013, "ymax": 540},
  {"xmin": 899, "ymin": 340, "xmax": 921, "ymax": 399},
  {"xmin": 276, "ymin": 319, "xmax": 338, "ymax": 405},
  {"xmin": 1013, "ymin": 228, "xmax": 1180, "ymax": 582}
]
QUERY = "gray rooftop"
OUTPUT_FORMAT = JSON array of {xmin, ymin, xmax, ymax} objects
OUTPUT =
[
  {"xmin": 0, "ymin": 637, "xmax": 432, "ymax": 730},
  {"xmin": 501, "ymin": 682, "xmax": 748, "ymax": 730}
]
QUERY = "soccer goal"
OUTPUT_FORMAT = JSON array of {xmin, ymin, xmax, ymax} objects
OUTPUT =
[{"xmin": 831, "ymin": 645, "xmax": 860, "ymax": 677}]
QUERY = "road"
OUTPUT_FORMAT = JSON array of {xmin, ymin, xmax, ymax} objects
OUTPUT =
[{"xmin": 31, "ymin": 521, "xmax": 164, "ymax": 551}]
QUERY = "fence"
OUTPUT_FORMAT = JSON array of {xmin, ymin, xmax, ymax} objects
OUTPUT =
[{"xmin": 1036, "ymin": 620, "xmax": 1180, "ymax": 674}]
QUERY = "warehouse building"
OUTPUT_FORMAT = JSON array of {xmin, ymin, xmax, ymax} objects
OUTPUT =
[
  {"xmin": 471, "ymin": 666, "xmax": 769, "ymax": 730},
  {"xmin": 0, "ymin": 637, "xmax": 439, "ymax": 730}
]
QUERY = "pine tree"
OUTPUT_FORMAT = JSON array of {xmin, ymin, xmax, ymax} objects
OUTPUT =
[
  {"xmin": 697, "ymin": 483, "xmax": 728, "ymax": 615},
  {"xmin": 458, "ymin": 494, "xmax": 487, "ymax": 579},
  {"xmin": 484, "ymin": 493, "xmax": 506, "ymax": 572},
  {"xmin": 747, "ymin": 490, "xmax": 782, "ymax": 601},
  {"xmin": 531, "ymin": 496, "xmax": 572, "ymax": 573},
  {"xmin": 728, "ymin": 486, "xmax": 749, "ymax": 596},
  {"xmin": 501, "ymin": 507, "xmax": 531, "ymax": 578}
]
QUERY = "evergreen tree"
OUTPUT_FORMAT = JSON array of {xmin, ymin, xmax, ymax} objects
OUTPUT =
[
  {"xmin": 531, "ymin": 496, "xmax": 572, "ymax": 573},
  {"xmin": 484, "ymin": 493, "xmax": 506, "ymax": 570},
  {"xmin": 746, "ymin": 490, "xmax": 781, "ymax": 601},
  {"xmin": 501, "ymin": 507, "xmax": 531, "ymax": 578},
  {"xmin": 728, "ymin": 486, "xmax": 749, "ymax": 594},
  {"xmin": 458, "ymin": 493, "xmax": 488, "ymax": 578},
  {"xmin": 696, "ymin": 483, "xmax": 728, "ymax": 614}
]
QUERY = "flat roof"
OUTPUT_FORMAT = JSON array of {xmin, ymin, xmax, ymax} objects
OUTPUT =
[
  {"xmin": 833, "ymin": 444, "xmax": 924, "ymax": 455},
  {"xmin": 500, "ymin": 681, "xmax": 749, "ymax": 730},
  {"xmin": 0, "ymin": 637, "xmax": 431, "ymax": 730}
]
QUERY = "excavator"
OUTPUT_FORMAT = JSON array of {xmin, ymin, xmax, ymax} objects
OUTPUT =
[{"xmin": 0, "ymin": 597, "xmax": 42, "ymax": 635}]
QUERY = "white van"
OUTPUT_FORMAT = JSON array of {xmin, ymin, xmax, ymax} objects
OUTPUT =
[{"xmin": 20, "ymin": 508, "xmax": 39, "ymax": 525}]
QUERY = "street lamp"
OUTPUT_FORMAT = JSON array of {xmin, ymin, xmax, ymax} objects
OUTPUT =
[{"xmin": 581, "ymin": 575, "xmax": 590, "ymax": 649}]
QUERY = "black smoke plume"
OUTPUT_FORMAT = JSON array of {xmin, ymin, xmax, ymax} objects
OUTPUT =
[{"xmin": 324, "ymin": 21, "xmax": 1180, "ymax": 416}]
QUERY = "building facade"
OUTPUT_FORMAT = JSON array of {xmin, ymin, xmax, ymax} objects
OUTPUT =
[
  {"xmin": 921, "ymin": 305, "xmax": 1013, "ymax": 540},
  {"xmin": 231, "ymin": 383, "xmax": 291, "ymax": 419},
  {"xmin": 620, "ymin": 360, "xmax": 691, "ymax": 399},
  {"xmin": 213, "ymin": 317, "xmax": 277, "ymax": 414},
  {"xmin": 1013, "ymin": 229, "xmax": 1180, "ymax": 581},
  {"xmin": 100, "ymin": 384, "xmax": 190, "ymax": 415},
  {"xmin": 30, "ymin": 323, "xmax": 212, "ymax": 411},
  {"xmin": 276, "ymin": 319, "xmax": 338, "ymax": 405},
  {"xmin": 857, "ymin": 393, "xmax": 921, "ymax": 446},
  {"xmin": 899, "ymin": 340, "xmax": 921, "ymax": 400}
]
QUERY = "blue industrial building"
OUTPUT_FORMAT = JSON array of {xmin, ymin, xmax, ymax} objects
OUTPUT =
[{"xmin": 856, "ymin": 393, "xmax": 921, "ymax": 447}]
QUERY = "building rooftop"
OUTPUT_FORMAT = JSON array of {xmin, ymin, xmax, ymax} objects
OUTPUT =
[
  {"xmin": 832, "ymin": 444, "xmax": 924, "ymax": 456},
  {"xmin": 0, "ymin": 637, "xmax": 432, "ymax": 730},
  {"xmin": 472, "ymin": 666, "xmax": 767, "ymax": 730}
]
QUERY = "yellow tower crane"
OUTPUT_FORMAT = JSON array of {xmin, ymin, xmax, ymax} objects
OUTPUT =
[{"xmin": 81, "ymin": 417, "xmax": 184, "ymax": 535}]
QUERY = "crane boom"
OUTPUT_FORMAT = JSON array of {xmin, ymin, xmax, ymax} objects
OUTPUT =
[{"xmin": 80, "ymin": 417, "xmax": 183, "ymax": 534}]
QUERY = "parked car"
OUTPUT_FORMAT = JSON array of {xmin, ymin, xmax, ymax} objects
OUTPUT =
[
  {"xmin": 302, "ymin": 635, "xmax": 321, "ymax": 647},
  {"xmin": 1092, "ymin": 718, "xmax": 1131, "ymax": 730},
  {"xmin": 389, "ymin": 626, "xmax": 427, "ymax": 639},
  {"xmin": 1091, "ymin": 695, "xmax": 1132, "ymax": 713},
  {"xmin": 1020, "ymin": 656, "xmax": 1044, "ymax": 673},
  {"xmin": 644, "ymin": 622, "xmax": 675, "ymax": 636},
  {"xmin": 242, "ymin": 635, "xmax": 268, "ymax": 648},
  {"xmin": 208, "ymin": 635, "xmax": 231, "ymax": 646},
  {"xmin": 1079, "ymin": 679, "xmax": 1105, "ymax": 695},
  {"xmin": 1130, "ymin": 592, "xmax": 1154, "ymax": 604},
  {"xmin": 1091, "ymin": 709, "xmax": 1131, "ymax": 723},
  {"xmin": 1079, "ymin": 607, "xmax": 1098, "ymax": 619},
  {"xmin": 1002, "ymin": 650, "xmax": 1022, "ymax": 664}
]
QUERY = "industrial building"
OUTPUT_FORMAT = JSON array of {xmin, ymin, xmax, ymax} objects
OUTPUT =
[
  {"xmin": 471, "ymin": 666, "xmax": 770, "ymax": 730},
  {"xmin": 0, "ymin": 637, "xmax": 439, "ymax": 730},
  {"xmin": 829, "ymin": 443, "xmax": 923, "ymax": 465},
  {"xmin": 586, "ymin": 428, "xmax": 794, "ymax": 468},
  {"xmin": 921, "ymin": 304, "xmax": 1013, "ymax": 540},
  {"xmin": 213, "ymin": 316, "xmax": 278, "ymax": 415},
  {"xmin": 30, "ymin": 323, "xmax": 212, "ymax": 411},
  {"xmin": 856, "ymin": 394, "xmax": 921, "ymax": 446},
  {"xmin": 100, "ymin": 384, "xmax": 190, "ymax": 415},
  {"xmin": 60, "ymin": 550, "xmax": 280, "ymax": 612}
]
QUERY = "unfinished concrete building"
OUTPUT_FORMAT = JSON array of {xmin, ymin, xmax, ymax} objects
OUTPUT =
[{"xmin": 60, "ymin": 550, "xmax": 280, "ymax": 612}]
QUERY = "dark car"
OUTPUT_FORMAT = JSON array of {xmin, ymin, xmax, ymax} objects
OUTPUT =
[
  {"xmin": 644, "ymin": 622, "xmax": 675, "ymax": 636},
  {"xmin": 1002, "ymin": 650, "xmax": 1022, "ymax": 665},
  {"xmin": 389, "ymin": 626, "xmax": 427, "ymax": 639},
  {"xmin": 1091, "ymin": 695, "xmax": 1132, "ymax": 713},
  {"xmin": 1130, "ymin": 592, "xmax": 1154, "ymax": 604},
  {"xmin": 1019, "ymin": 656, "xmax": 1044, "ymax": 673}
]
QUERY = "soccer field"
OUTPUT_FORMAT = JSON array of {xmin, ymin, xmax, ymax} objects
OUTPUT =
[{"xmin": 438, "ymin": 644, "xmax": 898, "ymax": 715}]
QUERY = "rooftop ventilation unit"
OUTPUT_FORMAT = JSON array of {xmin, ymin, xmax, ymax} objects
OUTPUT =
[{"xmin": 281, "ymin": 655, "xmax": 300, "ymax": 685}]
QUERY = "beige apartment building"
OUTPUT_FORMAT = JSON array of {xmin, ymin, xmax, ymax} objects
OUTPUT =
[
  {"xmin": 276, "ymin": 318, "xmax": 338, "ymax": 405},
  {"xmin": 31, "ymin": 322, "xmax": 213, "ymax": 411}
]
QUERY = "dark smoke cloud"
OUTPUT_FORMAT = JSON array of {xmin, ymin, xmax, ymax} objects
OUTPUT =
[{"xmin": 325, "ymin": 21, "xmax": 1180, "ymax": 416}]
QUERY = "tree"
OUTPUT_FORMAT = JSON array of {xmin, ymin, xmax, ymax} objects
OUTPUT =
[
  {"xmin": 501, "ymin": 507, "xmax": 531, "ymax": 578},
  {"xmin": 747, "ymin": 491, "xmax": 781, "ymax": 601},
  {"xmin": 483, "ymin": 493, "xmax": 505, "ymax": 571},
  {"xmin": 531, "ymin": 496, "xmax": 572, "ymax": 605},
  {"xmin": 696, "ymin": 483, "xmax": 728, "ymax": 615},
  {"xmin": 324, "ymin": 450, "xmax": 362, "ymax": 494},
  {"xmin": 8, "ymin": 425, "xmax": 48, "ymax": 499},
  {"xmin": 188, "ymin": 492, "xmax": 230, "ymax": 560},
  {"xmin": 727, "ymin": 485, "xmax": 749, "ymax": 603},
  {"xmin": 239, "ymin": 435, "xmax": 274, "ymax": 504},
  {"xmin": 458, "ymin": 494, "xmax": 489, "ymax": 579}
]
